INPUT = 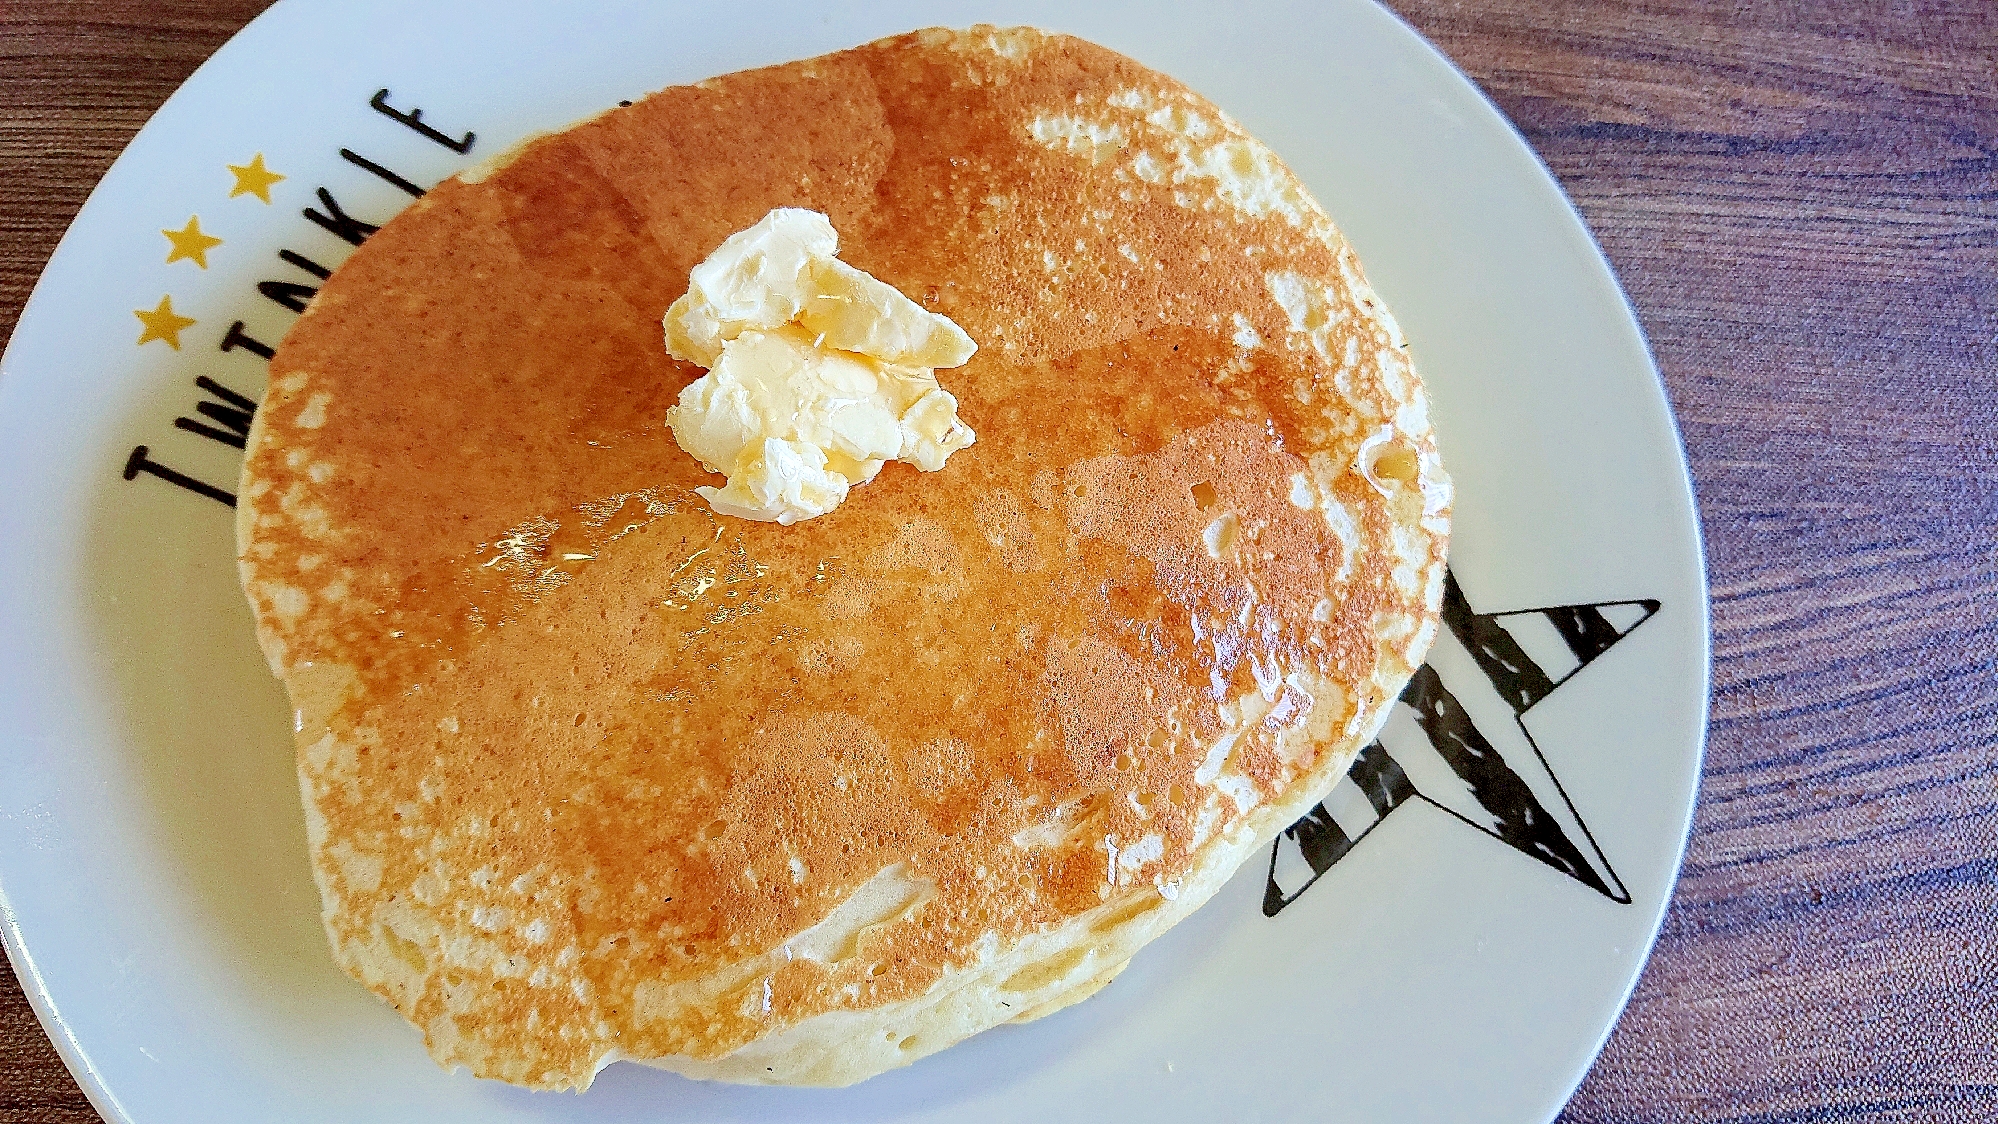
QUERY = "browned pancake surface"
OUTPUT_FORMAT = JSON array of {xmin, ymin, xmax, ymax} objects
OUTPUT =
[{"xmin": 239, "ymin": 26, "xmax": 1448, "ymax": 1088}]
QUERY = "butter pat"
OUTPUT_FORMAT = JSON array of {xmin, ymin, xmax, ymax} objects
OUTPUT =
[{"xmin": 663, "ymin": 209, "xmax": 977, "ymax": 524}]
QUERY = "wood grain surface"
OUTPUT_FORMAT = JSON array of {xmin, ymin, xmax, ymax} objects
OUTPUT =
[{"xmin": 2, "ymin": 2, "xmax": 1994, "ymax": 1121}]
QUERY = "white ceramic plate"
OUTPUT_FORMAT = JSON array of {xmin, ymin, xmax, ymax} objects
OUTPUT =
[{"xmin": 0, "ymin": 2, "xmax": 1707, "ymax": 1121}]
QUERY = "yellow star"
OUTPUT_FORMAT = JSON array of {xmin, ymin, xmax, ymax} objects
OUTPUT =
[
  {"xmin": 162, "ymin": 215, "xmax": 224, "ymax": 269},
  {"xmin": 227, "ymin": 153, "xmax": 285, "ymax": 203},
  {"xmin": 134, "ymin": 295, "xmax": 197, "ymax": 350}
]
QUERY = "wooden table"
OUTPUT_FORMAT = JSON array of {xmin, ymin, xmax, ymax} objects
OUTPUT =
[{"xmin": 3, "ymin": 2, "xmax": 1994, "ymax": 1120}]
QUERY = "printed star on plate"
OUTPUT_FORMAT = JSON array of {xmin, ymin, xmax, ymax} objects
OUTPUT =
[
  {"xmin": 162, "ymin": 216, "xmax": 223, "ymax": 268},
  {"xmin": 1263, "ymin": 568, "xmax": 1661, "ymax": 915},
  {"xmin": 134, "ymin": 295, "xmax": 197, "ymax": 350},
  {"xmin": 227, "ymin": 153, "xmax": 285, "ymax": 203}
]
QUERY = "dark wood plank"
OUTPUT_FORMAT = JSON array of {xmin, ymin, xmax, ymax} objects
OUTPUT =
[
  {"xmin": 1381, "ymin": 2, "xmax": 1998, "ymax": 1121},
  {"xmin": 0, "ymin": 960, "xmax": 93, "ymax": 1123},
  {"xmin": 2, "ymin": 2, "xmax": 1995, "ymax": 1122}
]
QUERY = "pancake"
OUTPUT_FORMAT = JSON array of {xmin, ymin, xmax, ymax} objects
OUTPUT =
[{"xmin": 236, "ymin": 25, "xmax": 1451, "ymax": 1090}]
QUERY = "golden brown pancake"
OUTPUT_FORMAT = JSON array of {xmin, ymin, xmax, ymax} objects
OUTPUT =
[{"xmin": 237, "ymin": 26, "xmax": 1451, "ymax": 1090}]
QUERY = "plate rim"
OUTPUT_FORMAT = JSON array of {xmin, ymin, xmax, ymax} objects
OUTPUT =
[
  {"xmin": 1363, "ymin": 0, "xmax": 1712, "ymax": 1110},
  {"xmin": 0, "ymin": 2, "xmax": 1712, "ymax": 1121}
]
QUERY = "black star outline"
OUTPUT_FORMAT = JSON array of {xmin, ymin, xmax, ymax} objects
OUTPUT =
[{"xmin": 1264, "ymin": 568, "xmax": 1660, "ymax": 916}]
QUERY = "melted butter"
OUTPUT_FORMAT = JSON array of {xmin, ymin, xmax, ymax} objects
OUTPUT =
[{"xmin": 663, "ymin": 209, "xmax": 978, "ymax": 524}]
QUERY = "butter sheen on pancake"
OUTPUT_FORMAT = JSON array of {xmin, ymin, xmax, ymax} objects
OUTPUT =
[{"xmin": 237, "ymin": 26, "xmax": 1452, "ymax": 1090}]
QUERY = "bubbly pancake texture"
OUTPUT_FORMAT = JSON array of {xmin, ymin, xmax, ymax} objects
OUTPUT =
[{"xmin": 237, "ymin": 26, "xmax": 1451, "ymax": 1090}]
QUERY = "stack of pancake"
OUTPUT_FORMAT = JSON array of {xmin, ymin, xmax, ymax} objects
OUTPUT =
[{"xmin": 237, "ymin": 25, "xmax": 1451, "ymax": 1090}]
